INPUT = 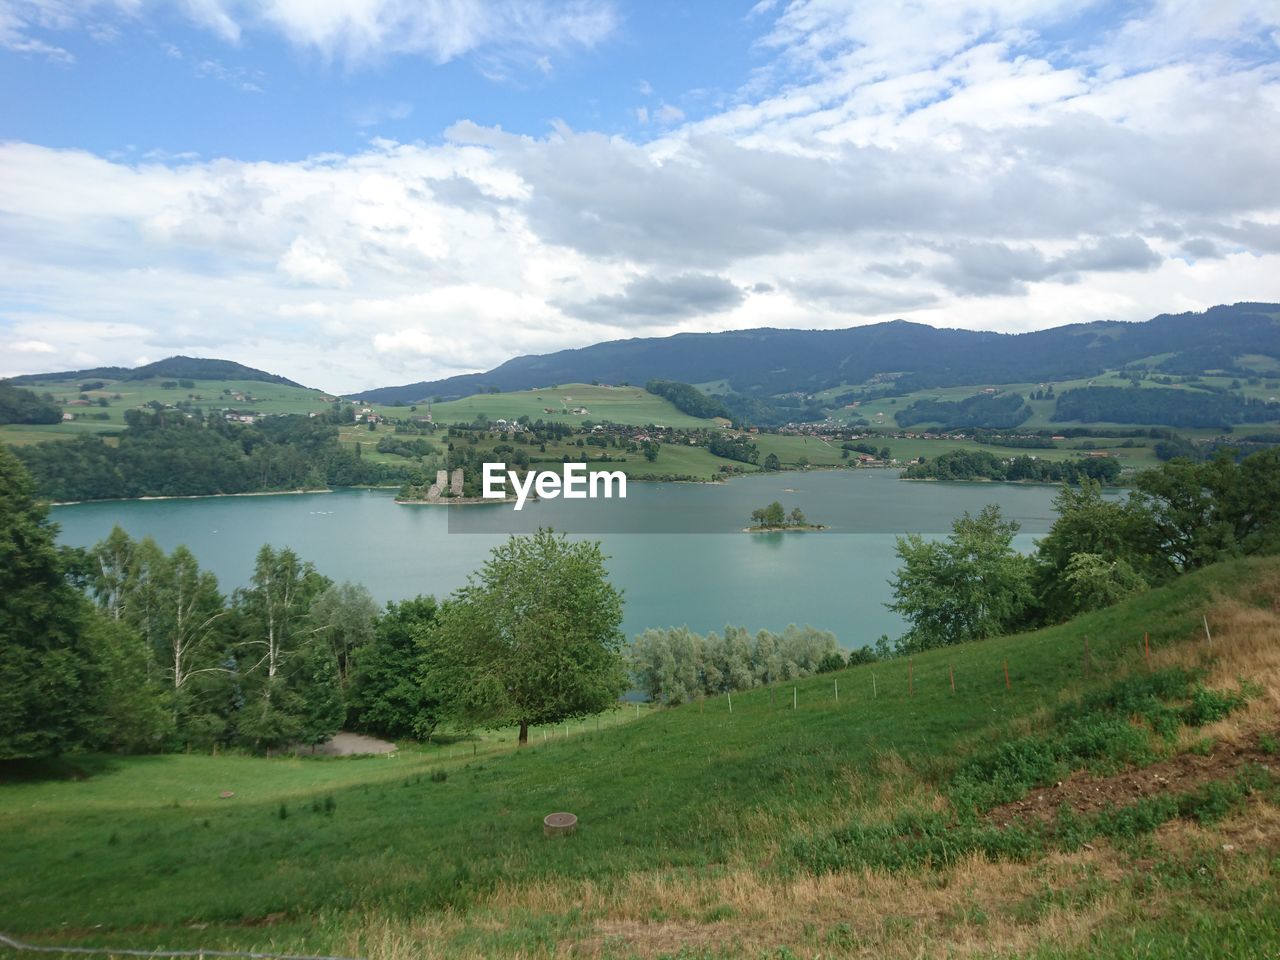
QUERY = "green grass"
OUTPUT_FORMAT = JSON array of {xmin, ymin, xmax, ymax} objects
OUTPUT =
[
  {"xmin": 2, "ymin": 556, "xmax": 1278, "ymax": 957},
  {"xmin": 425, "ymin": 384, "xmax": 718, "ymax": 428},
  {"xmin": 823, "ymin": 368, "xmax": 1280, "ymax": 433}
]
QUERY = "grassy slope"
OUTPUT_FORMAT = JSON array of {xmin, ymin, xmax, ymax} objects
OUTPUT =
[
  {"xmin": 2, "ymin": 557, "xmax": 1278, "ymax": 958},
  {"xmin": 0, "ymin": 377, "xmax": 341, "ymax": 446},
  {"xmin": 424, "ymin": 384, "xmax": 718, "ymax": 428},
  {"xmin": 828, "ymin": 368, "xmax": 1280, "ymax": 433}
]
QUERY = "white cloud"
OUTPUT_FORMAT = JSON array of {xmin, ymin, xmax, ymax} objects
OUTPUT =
[
  {"xmin": 9, "ymin": 338, "xmax": 57, "ymax": 353},
  {"xmin": 656, "ymin": 102, "xmax": 685, "ymax": 124},
  {"xmin": 277, "ymin": 236, "xmax": 350, "ymax": 288},
  {"xmin": 1, "ymin": 0, "xmax": 1279, "ymax": 391},
  {"xmin": 0, "ymin": 0, "xmax": 617, "ymax": 69}
]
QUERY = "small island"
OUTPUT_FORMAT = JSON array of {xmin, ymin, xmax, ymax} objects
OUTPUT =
[{"xmin": 746, "ymin": 501, "xmax": 825, "ymax": 532}]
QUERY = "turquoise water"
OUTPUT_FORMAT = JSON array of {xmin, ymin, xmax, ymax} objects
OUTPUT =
[{"xmin": 52, "ymin": 470, "xmax": 1072, "ymax": 647}]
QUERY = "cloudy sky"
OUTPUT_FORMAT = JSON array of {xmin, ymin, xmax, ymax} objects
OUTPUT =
[{"xmin": 2, "ymin": 0, "xmax": 1279, "ymax": 392}]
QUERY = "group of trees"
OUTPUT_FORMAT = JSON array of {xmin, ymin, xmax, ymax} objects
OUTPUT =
[
  {"xmin": 0, "ymin": 383, "xmax": 63, "ymax": 425},
  {"xmin": 2, "ymin": 444, "xmax": 630, "ymax": 759},
  {"xmin": 629, "ymin": 624, "xmax": 849, "ymax": 705},
  {"xmin": 887, "ymin": 448, "xmax": 1280, "ymax": 653},
  {"xmin": 896, "ymin": 392, "xmax": 1032, "ymax": 430},
  {"xmin": 645, "ymin": 379, "xmax": 732, "ymax": 420},
  {"xmin": 707, "ymin": 433, "xmax": 760, "ymax": 464},
  {"xmin": 903, "ymin": 449, "xmax": 1123, "ymax": 484},
  {"xmin": 14, "ymin": 410, "xmax": 411, "ymax": 502},
  {"xmin": 750, "ymin": 501, "xmax": 809, "ymax": 528},
  {"xmin": 1054, "ymin": 386, "xmax": 1280, "ymax": 429}
]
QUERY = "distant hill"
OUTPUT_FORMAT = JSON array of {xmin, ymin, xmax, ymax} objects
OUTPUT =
[
  {"xmin": 355, "ymin": 303, "xmax": 1280, "ymax": 404},
  {"xmin": 7, "ymin": 356, "xmax": 306, "ymax": 388}
]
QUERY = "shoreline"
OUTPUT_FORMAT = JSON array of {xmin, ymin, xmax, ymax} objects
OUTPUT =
[
  {"xmin": 51, "ymin": 487, "xmax": 333, "ymax": 507},
  {"xmin": 900, "ymin": 476, "xmax": 1127, "ymax": 488},
  {"xmin": 395, "ymin": 496, "xmax": 524, "ymax": 506},
  {"xmin": 743, "ymin": 524, "xmax": 828, "ymax": 533},
  {"xmin": 47, "ymin": 464, "xmax": 905, "ymax": 508}
]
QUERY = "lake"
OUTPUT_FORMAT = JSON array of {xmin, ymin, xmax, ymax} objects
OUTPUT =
[{"xmin": 52, "ymin": 470, "xmax": 1074, "ymax": 648}]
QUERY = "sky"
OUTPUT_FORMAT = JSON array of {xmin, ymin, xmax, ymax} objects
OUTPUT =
[{"xmin": 1, "ymin": 1, "xmax": 1279, "ymax": 393}]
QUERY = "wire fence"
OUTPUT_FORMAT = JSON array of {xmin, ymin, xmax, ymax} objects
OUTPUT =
[{"xmin": 0, "ymin": 932, "xmax": 360, "ymax": 960}]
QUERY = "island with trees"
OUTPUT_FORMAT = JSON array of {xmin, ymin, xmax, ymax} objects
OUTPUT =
[{"xmin": 747, "ymin": 501, "xmax": 825, "ymax": 532}]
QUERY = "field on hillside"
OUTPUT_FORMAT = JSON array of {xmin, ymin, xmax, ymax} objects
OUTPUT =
[
  {"xmin": 3, "ymin": 557, "xmax": 1279, "ymax": 959},
  {"xmin": 822, "ymin": 369, "xmax": 1280, "ymax": 432},
  {"xmin": 425, "ymin": 384, "xmax": 717, "ymax": 428}
]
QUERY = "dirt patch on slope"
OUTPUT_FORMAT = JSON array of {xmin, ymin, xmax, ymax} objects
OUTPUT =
[
  {"xmin": 985, "ymin": 736, "xmax": 1276, "ymax": 828},
  {"xmin": 296, "ymin": 732, "xmax": 397, "ymax": 756}
]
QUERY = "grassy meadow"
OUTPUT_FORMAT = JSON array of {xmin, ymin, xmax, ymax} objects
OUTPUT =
[
  {"xmin": 3, "ymin": 556, "xmax": 1279, "ymax": 958},
  {"xmin": 423, "ymin": 384, "xmax": 719, "ymax": 428}
]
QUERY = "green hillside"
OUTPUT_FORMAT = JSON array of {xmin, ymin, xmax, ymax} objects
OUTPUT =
[
  {"xmin": 0, "ymin": 376, "xmax": 340, "ymax": 446},
  {"xmin": 3, "ymin": 556, "xmax": 1278, "ymax": 959},
  {"xmin": 420, "ymin": 383, "xmax": 722, "ymax": 428}
]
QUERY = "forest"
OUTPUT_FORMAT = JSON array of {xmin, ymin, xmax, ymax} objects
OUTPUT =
[
  {"xmin": 896, "ymin": 391, "xmax": 1032, "ymax": 430},
  {"xmin": 1, "ymin": 443, "xmax": 628, "ymax": 758},
  {"xmin": 644, "ymin": 379, "xmax": 732, "ymax": 420},
  {"xmin": 0, "ymin": 383, "xmax": 64, "ymax": 425},
  {"xmin": 903, "ymin": 449, "xmax": 1123, "ymax": 484},
  {"xmin": 1054, "ymin": 385, "xmax": 1280, "ymax": 428},
  {"xmin": 13, "ymin": 408, "xmax": 411, "ymax": 501}
]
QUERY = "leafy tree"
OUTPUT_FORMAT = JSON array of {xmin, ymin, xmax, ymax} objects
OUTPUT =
[
  {"xmin": 816, "ymin": 650, "xmax": 846, "ymax": 673},
  {"xmin": 628, "ymin": 623, "xmax": 838, "ymax": 701},
  {"xmin": 348, "ymin": 596, "xmax": 442, "ymax": 740},
  {"xmin": 789, "ymin": 507, "xmax": 807, "ymax": 527},
  {"xmin": 1032, "ymin": 481, "xmax": 1155, "ymax": 621},
  {"xmin": 0, "ymin": 447, "xmax": 97, "ymax": 758},
  {"xmin": 233, "ymin": 546, "xmax": 340, "ymax": 751},
  {"xmin": 88, "ymin": 532, "xmax": 232, "ymax": 740},
  {"xmin": 887, "ymin": 505, "xmax": 1034, "ymax": 652},
  {"xmin": 631, "ymin": 626, "xmax": 702, "ymax": 705},
  {"xmin": 83, "ymin": 616, "xmax": 173, "ymax": 753},
  {"xmin": 432, "ymin": 529, "xmax": 626, "ymax": 743},
  {"xmin": 751, "ymin": 501, "xmax": 787, "ymax": 527},
  {"xmin": 306, "ymin": 582, "xmax": 378, "ymax": 690},
  {"xmin": 1062, "ymin": 553, "xmax": 1148, "ymax": 613},
  {"xmin": 764, "ymin": 452, "xmax": 781, "ymax": 471}
]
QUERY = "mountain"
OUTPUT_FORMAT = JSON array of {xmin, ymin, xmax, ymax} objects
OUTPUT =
[
  {"xmin": 355, "ymin": 303, "xmax": 1280, "ymax": 404},
  {"xmin": 6, "ymin": 356, "xmax": 306, "ymax": 388}
]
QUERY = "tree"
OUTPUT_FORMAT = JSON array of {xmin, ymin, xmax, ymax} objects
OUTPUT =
[
  {"xmin": 1131, "ymin": 449, "xmax": 1280, "ymax": 572},
  {"xmin": 887, "ymin": 505, "xmax": 1034, "ymax": 653},
  {"xmin": 0, "ymin": 447, "xmax": 97, "ymax": 759},
  {"xmin": 348, "ymin": 596, "xmax": 442, "ymax": 739},
  {"xmin": 751, "ymin": 501, "xmax": 786, "ymax": 527},
  {"xmin": 1062, "ymin": 553, "xmax": 1147, "ymax": 613},
  {"xmin": 788, "ymin": 507, "xmax": 807, "ymax": 527},
  {"xmin": 432, "ymin": 529, "xmax": 626, "ymax": 743},
  {"xmin": 764, "ymin": 452, "xmax": 781, "ymax": 471},
  {"xmin": 83, "ymin": 616, "xmax": 172, "ymax": 753},
  {"xmin": 233, "ymin": 546, "xmax": 339, "ymax": 751},
  {"xmin": 1032, "ymin": 480, "xmax": 1154, "ymax": 621},
  {"xmin": 306, "ymin": 581, "xmax": 378, "ymax": 690}
]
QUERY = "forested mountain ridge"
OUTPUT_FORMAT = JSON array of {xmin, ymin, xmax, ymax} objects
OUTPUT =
[
  {"xmin": 355, "ymin": 302, "xmax": 1280, "ymax": 403},
  {"xmin": 7, "ymin": 355, "xmax": 306, "ymax": 388}
]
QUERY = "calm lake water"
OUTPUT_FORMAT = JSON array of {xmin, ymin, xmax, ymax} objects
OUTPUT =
[{"xmin": 52, "ymin": 470, "xmax": 1073, "ymax": 647}]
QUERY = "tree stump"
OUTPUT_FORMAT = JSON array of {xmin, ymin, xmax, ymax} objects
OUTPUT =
[{"xmin": 543, "ymin": 812, "xmax": 577, "ymax": 837}]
